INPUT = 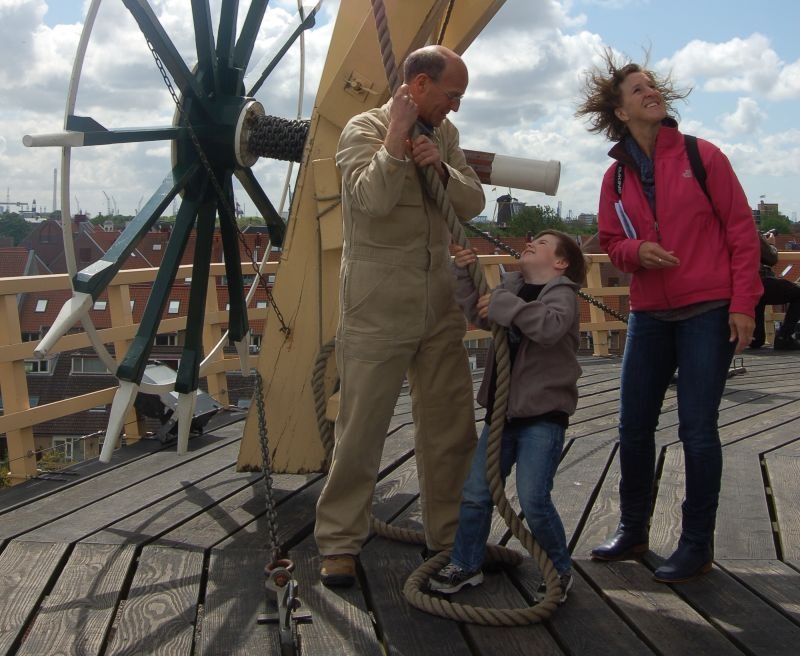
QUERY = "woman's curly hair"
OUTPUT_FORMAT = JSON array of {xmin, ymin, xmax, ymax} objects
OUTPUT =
[{"xmin": 575, "ymin": 48, "xmax": 690, "ymax": 142}]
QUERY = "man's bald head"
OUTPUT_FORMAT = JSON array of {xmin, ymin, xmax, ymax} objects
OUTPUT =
[{"xmin": 403, "ymin": 45, "xmax": 465, "ymax": 83}]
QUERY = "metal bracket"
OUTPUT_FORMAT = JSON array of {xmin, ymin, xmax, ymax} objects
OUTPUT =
[
  {"xmin": 728, "ymin": 355, "xmax": 747, "ymax": 378},
  {"xmin": 344, "ymin": 71, "xmax": 378, "ymax": 102},
  {"xmin": 257, "ymin": 562, "xmax": 312, "ymax": 656}
]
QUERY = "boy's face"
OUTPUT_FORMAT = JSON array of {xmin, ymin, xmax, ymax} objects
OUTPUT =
[{"xmin": 520, "ymin": 234, "xmax": 567, "ymax": 278}]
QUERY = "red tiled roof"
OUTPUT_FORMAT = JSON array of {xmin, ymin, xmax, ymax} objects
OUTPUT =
[{"xmin": 0, "ymin": 247, "xmax": 33, "ymax": 278}]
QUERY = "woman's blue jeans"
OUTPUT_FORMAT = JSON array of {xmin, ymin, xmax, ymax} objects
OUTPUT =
[
  {"xmin": 618, "ymin": 306, "xmax": 735, "ymax": 546},
  {"xmin": 450, "ymin": 420, "xmax": 571, "ymax": 575}
]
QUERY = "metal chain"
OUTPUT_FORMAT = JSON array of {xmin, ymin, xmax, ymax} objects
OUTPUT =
[
  {"xmin": 255, "ymin": 371, "xmax": 281, "ymax": 562},
  {"xmin": 462, "ymin": 223, "xmax": 630, "ymax": 323},
  {"xmin": 145, "ymin": 39, "xmax": 291, "ymax": 336}
]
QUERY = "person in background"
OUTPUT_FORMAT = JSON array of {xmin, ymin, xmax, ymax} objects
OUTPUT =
[
  {"xmin": 750, "ymin": 229, "xmax": 800, "ymax": 350},
  {"xmin": 575, "ymin": 49, "xmax": 762, "ymax": 582},
  {"xmin": 315, "ymin": 45, "xmax": 485, "ymax": 587},
  {"xmin": 429, "ymin": 231, "xmax": 586, "ymax": 604}
]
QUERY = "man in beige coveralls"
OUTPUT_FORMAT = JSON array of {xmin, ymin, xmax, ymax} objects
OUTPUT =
[{"xmin": 315, "ymin": 45, "xmax": 486, "ymax": 587}]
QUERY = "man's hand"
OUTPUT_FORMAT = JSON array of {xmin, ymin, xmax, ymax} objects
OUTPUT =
[
  {"xmin": 385, "ymin": 83, "xmax": 418, "ymax": 159},
  {"xmin": 638, "ymin": 241, "xmax": 680, "ymax": 269},
  {"xmin": 729, "ymin": 312, "xmax": 755, "ymax": 354},
  {"xmin": 410, "ymin": 135, "xmax": 445, "ymax": 179}
]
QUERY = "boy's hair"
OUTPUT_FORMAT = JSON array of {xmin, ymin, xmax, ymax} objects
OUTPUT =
[{"xmin": 534, "ymin": 230, "xmax": 587, "ymax": 286}]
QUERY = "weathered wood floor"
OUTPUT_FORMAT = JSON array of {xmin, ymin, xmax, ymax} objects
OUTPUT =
[{"xmin": 1, "ymin": 350, "xmax": 799, "ymax": 655}]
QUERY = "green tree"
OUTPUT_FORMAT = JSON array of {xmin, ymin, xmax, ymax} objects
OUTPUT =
[
  {"xmin": 502, "ymin": 204, "xmax": 566, "ymax": 237},
  {"xmin": 760, "ymin": 214, "xmax": 792, "ymax": 234},
  {"xmin": 0, "ymin": 213, "xmax": 33, "ymax": 245}
]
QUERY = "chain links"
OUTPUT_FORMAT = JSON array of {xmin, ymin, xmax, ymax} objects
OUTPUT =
[
  {"xmin": 255, "ymin": 371, "xmax": 281, "ymax": 562},
  {"xmin": 462, "ymin": 223, "xmax": 629, "ymax": 324}
]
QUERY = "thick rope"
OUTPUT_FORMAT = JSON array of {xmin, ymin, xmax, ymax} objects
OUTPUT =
[{"xmin": 366, "ymin": 0, "xmax": 560, "ymax": 623}]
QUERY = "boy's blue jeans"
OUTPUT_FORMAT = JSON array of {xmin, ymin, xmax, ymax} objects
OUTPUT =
[
  {"xmin": 618, "ymin": 306, "xmax": 734, "ymax": 545},
  {"xmin": 450, "ymin": 419, "xmax": 571, "ymax": 575}
]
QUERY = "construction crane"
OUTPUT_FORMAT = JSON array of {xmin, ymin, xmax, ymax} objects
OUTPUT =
[
  {"xmin": 0, "ymin": 200, "xmax": 30, "ymax": 212},
  {"xmin": 102, "ymin": 191, "xmax": 112, "ymax": 216}
]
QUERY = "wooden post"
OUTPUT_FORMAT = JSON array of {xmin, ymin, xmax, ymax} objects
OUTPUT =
[
  {"xmin": 586, "ymin": 258, "xmax": 610, "ymax": 356},
  {"xmin": 107, "ymin": 282, "xmax": 142, "ymax": 443},
  {"xmin": 0, "ymin": 293, "xmax": 37, "ymax": 483}
]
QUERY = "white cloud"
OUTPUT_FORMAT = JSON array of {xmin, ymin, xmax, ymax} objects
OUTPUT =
[
  {"xmin": 657, "ymin": 34, "xmax": 798, "ymax": 101},
  {"xmin": 720, "ymin": 97, "xmax": 766, "ymax": 135},
  {"xmin": 1, "ymin": 0, "xmax": 798, "ymax": 221}
]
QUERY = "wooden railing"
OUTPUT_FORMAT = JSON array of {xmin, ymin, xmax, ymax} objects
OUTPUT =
[
  {"xmin": 0, "ymin": 262, "xmax": 273, "ymax": 484},
  {"xmin": 2, "ymin": 251, "xmax": 799, "ymax": 485}
]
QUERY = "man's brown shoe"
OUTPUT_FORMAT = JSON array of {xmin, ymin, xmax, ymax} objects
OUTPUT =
[{"xmin": 320, "ymin": 554, "xmax": 356, "ymax": 588}]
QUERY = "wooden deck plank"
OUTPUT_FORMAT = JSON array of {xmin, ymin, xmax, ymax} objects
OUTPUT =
[
  {"xmin": 198, "ymin": 548, "xmax": 281, "ymax": 655},
  {"xmin": 0, "ymin": 432, "xmax": 242, "ymax": 542},
  {"xmin": 640, "ymin": 556, "xmax": 800, "ymax": 656},
  {"xmin": 513, "ymin": 558, "xmax": 658, "ymax": 655},
  {"xmin": 764, "ymin": 451, "xmax": 800, "ymax": 561},
  {"xmin": 16, "ymin": 442, "xmax": 243, "ymax": 544},
  {"xmin": 577, "ymin": 559, "xmax": 744, "ymax": 655},
  {"xmin": 291, "ymin": 547, "xmax": 384, "ymax": 656},
  {"xmin": 153, "ymin": 473, "xmax": 320, "ymax": 551},
  {"xmin": 16, "ymin": 543, "xmax": 136, "ymax": 656},
  {"xmin": 0, "ymin": 541, "xmax": 69, "ymax": 656},
  {"xmin": 716, "ymin": 559, "xmax": 800, "ymax": 626},
  {"xmin": 105, "ymin": 546, "xmax": 204, "ymax": 656},
  {"xmin": 82, "ymin": 468, "xmax": 262, "ymax": 546},
  {"xmin": 360, "ymin": 538, "xmax": 472, "ymax": 656}
]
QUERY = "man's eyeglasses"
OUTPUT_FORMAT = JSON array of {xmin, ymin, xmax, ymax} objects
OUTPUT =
[{"xmin": 431, "ymin": 79, "xmax": 464, "ymax": 103}]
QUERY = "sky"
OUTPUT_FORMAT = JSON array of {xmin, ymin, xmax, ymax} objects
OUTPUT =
[{"xmin": 1, "ymin": 0, "xmax": 799, "ymax": 224}]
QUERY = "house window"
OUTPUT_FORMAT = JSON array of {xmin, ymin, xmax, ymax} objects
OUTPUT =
[
  {"xmin": 71, "ymin": 356, "xmax": 109, "ymax": 374},
  {"xmin": 152, "ymin": 243, "xmax": 162, "ymax": 251},
  {"xmin": 267, "ymin": 274, "xmax": 276, "ymax": 284},
  {"xmin": 93, "ymin": 300, "xmax": 107, "ymax": 311},
  {"xmin": 154, "ymin": 333, "xmax": 178, "ymax": 346},
  {"xmin": 256, "ymin": 301, "xmax": 267, "ymax": 309},
  {"xmin": 89, "ymin": 404, "xmax": 107, "ymax": 413},
  {"xmin": 52, "ymin": 436, "xmax": 79, "ymax": 462},
  {"xmin": 21, "ymin": 332, "xmax": 39, "ymax": 342},
  {"xmin": 25, "ymin": 358, "xmax": 51, "ymax": 374},
  {"xmin": 168, "ymin": 300, "xmax": 180, "ymax": 314},
  {"xmin": 130, "ymin": 300, "xmax": 135, "ymax": 310},
  {"xmin": 35, "ymin": 299, "xmax": 47, "ymax": 312}
]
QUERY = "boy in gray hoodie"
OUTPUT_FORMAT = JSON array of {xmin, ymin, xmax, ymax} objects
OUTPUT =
[{"xmin": 429, "ymin": 230, "xmax": 586, "ymax": 603}]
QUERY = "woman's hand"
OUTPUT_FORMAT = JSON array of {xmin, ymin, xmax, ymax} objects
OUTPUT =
[
  {"xmin": 729, "ymin": 312, "xmax": 755, "ymax": 353},
  {"xmin": 638, "ymin": 241, "xmax": 680, "ymax": 269}
]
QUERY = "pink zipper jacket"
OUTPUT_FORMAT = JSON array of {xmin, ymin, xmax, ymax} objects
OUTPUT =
[{"xmin": 598, "ymin": 124, "xmax": 762, "ymax": 316}]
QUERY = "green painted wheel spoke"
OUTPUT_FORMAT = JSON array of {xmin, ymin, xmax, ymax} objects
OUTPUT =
[
  {"xmin": 216, "ymin": 0, "xmax": 239, "ymax": 69},
  {"xmin": 122, "ymin": 0, "xmax": 210, "ymax": 116},
  {"xmin": 233, "ymin": 0, "xmax": 269, "ymax": 72},
  {"xmin": 191, "ymin": 0, "xmax": 217, "ymax": 95},
  {"xmin": 217, "ymin": 179, "xmax": 249, "ymax": 343},
  {"xmin": 66, "ymin": 115, "xmax": 188, "ymax": 146},
  {"xmin": 175, "ymin": 198, "xmax": 217, "ymax": 394},
  {"xmin": 235, "ymin": 168, "xmax": 286, "ymax": 246},
  {"xmin": 247, "ymin": 3, "xmax": 321, "ymax": 97},
  {"xmin": 117, "ymin": 179, "xmax": 208, "ymax": 383},
  {"xmin": 74, "ymin": 162, "xmax": 200, "ymax": 297}
]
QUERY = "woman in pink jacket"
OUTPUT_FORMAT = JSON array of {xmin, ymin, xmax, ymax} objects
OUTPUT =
[{"xmin": 576, "ymin": 50, "xmax": 762, "ymax": 583}]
